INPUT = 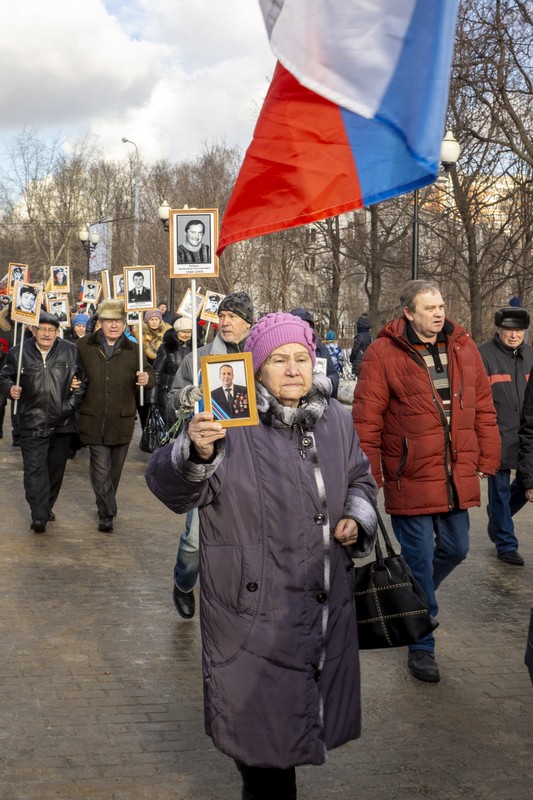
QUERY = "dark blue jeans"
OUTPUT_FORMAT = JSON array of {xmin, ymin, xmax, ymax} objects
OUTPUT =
[
  {"xmin": 487, "ymin": 470, "xmax": 527, "ymax": 553},
  {"xmin": 391, "ymin": 508, "xmax": 470, "ymax": 652}
]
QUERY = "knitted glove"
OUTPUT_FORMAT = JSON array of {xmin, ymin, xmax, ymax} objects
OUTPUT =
[{"xmin": 178, "ymin": 385, "xmax": 203, "ymax": 410}]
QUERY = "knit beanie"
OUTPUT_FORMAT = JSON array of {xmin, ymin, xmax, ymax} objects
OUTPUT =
[
  {"xmin": 72, "ymin": 313, "xmax": 89, "ymax": 327},
  {"xmin": 245, "ymin": 312, "xmax": 316, "ymax": 373},
  {"xmin": 145, "ymin": 309, "xmax": 163, "ymax": 322},
  {"xmin": 217, "ymin": 292, "xmax": 254, "ymax": 325},
  {"xmin": 174, "ymin": 316, "xmax": 192, "ymax": 331},
  {"xmin": 325, "ymin": 330, "xmax": 336, "ymax": 341}
]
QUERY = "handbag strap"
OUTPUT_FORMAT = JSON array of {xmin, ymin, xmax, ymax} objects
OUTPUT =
[{"xmin": 373, "ymin": 508, "xmax": 399, "ymax": 562}]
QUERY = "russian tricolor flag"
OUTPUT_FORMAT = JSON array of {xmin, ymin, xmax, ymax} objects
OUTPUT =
[{"xmin": 217, "ymin": 0, "xmax": 458, "ymax": 256}]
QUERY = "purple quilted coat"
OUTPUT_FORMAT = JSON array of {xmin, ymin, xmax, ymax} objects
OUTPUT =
[{"xmin": 146, "ymin": 396, "xmax": 377, "ymax": 769}]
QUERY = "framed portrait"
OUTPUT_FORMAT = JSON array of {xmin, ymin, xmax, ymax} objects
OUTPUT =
[
  {"xmin": 47, "ymin": 296, "xmax": 70, "ymax": 326},
  {"xmin": 169, "ymin": 208, "xmax": 219, "ymax": 279},
  {"xmin": 8, "ymin": 263, "xmax": 29, "ymax": 289},
  {"xmin": 81, "ymin": 279, "xmax": 102, "ymax": 305},
  {"xmin": 100, "ymin": 270, "xmax": 112, "ymax": 300},
  {"xmin": 200, "ymin": 291, "xmax": 226, "ymax": 323},
  {"xmin": 177, "ymin": 288, "xmax": 205, "ymax": 320},
  {"xmin": 200, "ymin": 352, "xmax": 258, "ymax": 428},
  {"xmin": 113, "ymin": 273, "xmax": 124, "ymax": 299},
  {"xmin": 11, "ymin": 282, "xmax": 43, "ymax": 326},
  {"xmin": 315, "ymin": 357, "xmax": 328, "ymax": 376},
  {"xmin": 50, "ymin": 265, "xmax": 70, "ymax": 293},
  {"xmin": 124, "ymin": 265, "xmax": 156, "ymax": 312},
  {"xmin": 127, "ymin": 310, "xmax": 141, "ymax": 326}
]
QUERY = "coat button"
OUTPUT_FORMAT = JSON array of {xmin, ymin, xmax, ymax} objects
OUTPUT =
[
  {"xmin": 246, "ymin": 582, "xmax": 258, "ymax": 592},
  {"xmin": 314, "ymin": 513, "xmax": 326, "ymax": 524},
  {"xmin": 302, "ymin": 436, "xmax": 311, "ymax": 447},
  {"xmin": 316, "ymin": 592, "xmax": 327, "ymax": 604}
]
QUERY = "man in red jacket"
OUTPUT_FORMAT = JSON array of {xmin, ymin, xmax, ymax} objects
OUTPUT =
[{"xmin": 353, "ymin": 279, "xmax": 500, "ymax": 683}]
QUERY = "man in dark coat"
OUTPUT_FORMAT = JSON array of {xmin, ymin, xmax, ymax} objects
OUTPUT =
[
  {"xmin": 479, "ymin": 305, "xmax": 533, "ymax": 566},
  {"xmin": 77, "ymin": 299, "xmax": 155, "ymax": 532},
  {"xmin": 349, "ymin": 313, "xmax": 372, "ymax": 377},
  {"xmin": 166, "ymin": 291, "xmax": 254, "ymax": 619},
  {"xmin": 0, "ymin": 311, "xmax": 87, "ymax": 532}
]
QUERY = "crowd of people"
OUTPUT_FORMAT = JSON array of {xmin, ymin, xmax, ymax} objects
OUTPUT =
[{"xmin": 2, "ymin": 279, "xmax": 533, "ymax": 799}]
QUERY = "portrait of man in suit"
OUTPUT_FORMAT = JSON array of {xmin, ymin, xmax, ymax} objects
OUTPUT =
[
  {"xmin": 128, "ymin": 271, "xmax": 152, "ymax": 304},
  {"xmin": 210, "ymin": 364, "xmax": 248, "ymax": 419}
]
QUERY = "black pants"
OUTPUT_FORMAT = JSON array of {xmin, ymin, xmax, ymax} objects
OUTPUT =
[
  {"xmin": 88, "ymin": 443, "xmax": 130, "ymax": 517},
  {"xmin": 235, "ymin": 761, "xmax": 297, "ymax": 800},
  {"xmin": 20, "ymin": 433, "xmax": 71, "ymax": 522}
]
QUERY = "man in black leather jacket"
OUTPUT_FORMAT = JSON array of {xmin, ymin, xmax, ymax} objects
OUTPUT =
[{"xmin": 0, "ymin": 311, "xmax": 87, "ymax": 532}]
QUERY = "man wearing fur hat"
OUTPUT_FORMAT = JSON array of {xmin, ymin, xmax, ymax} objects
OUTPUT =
[
  {"xmin": 479, "ymin": 305, "xmax": 533, "ymax": 566},
  {"xmin": 0, "ymin": 311, "xmax": 87, "ymax": 533},
  {"xmin": 77, "ymin": 299, "xmax": 155, "ymax": 532},
  {"xmin": 167, "ymin": 291, "xmax": 254, "ymax": 618}
]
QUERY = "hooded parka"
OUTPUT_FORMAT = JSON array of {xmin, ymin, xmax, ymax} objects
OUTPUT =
[
  {"xmin": 353, "ymin": 317, "xmax": 500, "ymax": 515},
  {"xmin": 146, "ymin": 382, "xmax": 377, "ymax": 769}
]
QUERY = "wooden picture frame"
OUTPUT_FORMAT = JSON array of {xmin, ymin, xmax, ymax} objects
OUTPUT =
[
  {"xmin": 8, "ymin": 263, "xmax": 29, "ymax": 290},
  {"xmin": 81, "ymin": 279, "xmax": 102, "ymax": 305},
  {"xmin": 50, "ymin": 265, "xmax": 70, "ymax": 294},
  {"xmin": 113, "ymin": 274, "xmax": 124, "ymax": 299},
  {"xmin": 100, "ymin": 270, "xmax": 112, "ymax": 300},
  {"xmin": 177, "ymin": 288, "xmax": 205, "ymax": 320},
  {"xmin": 200, "ymin": 291, "xmax": 226, "ymax": 323},
  {"xmin": 200, "ymin": 352, "xmax": 258, "ymax": 428},
  {"xmin": 124, "ymin": 265, "xmax": 156, "ymax": 312},
  {"xmin": 169, "ymin": 208, "xmax": 219, "ymax": 279},
  {"xmin": 47, "ymin": 296, "xmax": 70, "ymax": 326},
  {"xmin": 11, "ymin": 282, "xmax": 43, "ymax": 326}
]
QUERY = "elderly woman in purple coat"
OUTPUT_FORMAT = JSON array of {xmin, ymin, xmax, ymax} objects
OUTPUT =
[{"xmin": 146, "ymin": 312, "xmax": 377, "ymax": 799}]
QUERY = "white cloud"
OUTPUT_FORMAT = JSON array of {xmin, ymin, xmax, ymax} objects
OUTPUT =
[{"xmin": 0, "ymin": 0, "xmax": 275, "ymax": 165}]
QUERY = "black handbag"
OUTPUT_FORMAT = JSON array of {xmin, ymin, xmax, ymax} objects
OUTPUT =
[
  {"xmin": 139, "ymin": 405, "xmax": 168, "ymax": 453},
  {"xmin": 353, "ymin": 510, "xmax": 438, "ymax": 649}
]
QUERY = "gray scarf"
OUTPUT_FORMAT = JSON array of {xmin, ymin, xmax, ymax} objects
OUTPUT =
[{"xmin": 256, "ymin": 373, "xmax": 332, "ymax": 431}]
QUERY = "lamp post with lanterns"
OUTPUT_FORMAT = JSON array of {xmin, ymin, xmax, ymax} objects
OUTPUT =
[
  {"xmin": 79, "ymin": 224, "xmax": 99, "ymax": 278},
  {"xmin": 122, "ymin": 137, "xmax": 141, "ymax": 265},
  {"xmin": 411, "ymin": 131, "xmax": 461, "ymax": 280}
]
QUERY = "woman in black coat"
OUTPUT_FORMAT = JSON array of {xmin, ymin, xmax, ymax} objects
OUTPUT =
[{"xmin": 153, "ymin": 317, "xmax": 192, "ymax": 425}]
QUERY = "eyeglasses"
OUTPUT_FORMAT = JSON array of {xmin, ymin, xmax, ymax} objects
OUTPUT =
[{"xmin": 35, "ymin": 327, "xmax": 57, "ymax": 334}]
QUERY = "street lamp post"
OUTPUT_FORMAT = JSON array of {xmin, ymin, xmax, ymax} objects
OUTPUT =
[
  {"xmin": 79, "ymin": 224, "xmax": 100, "ymax": 278},
  {"xmin": 411, "ymin": 131, "xmax": 461, "ymax": 280},
  {"xmin": 158, "ymin": 200, "xmax": 173, "ymax": 310},
  {"xmin": 122, "ymin": 137, "xmax": 141, "ymax": 265}
]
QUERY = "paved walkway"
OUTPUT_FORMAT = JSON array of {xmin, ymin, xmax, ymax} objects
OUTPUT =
[{"xmin": 1, "ymin": 427, "xmax": 532, "ymax": 799}]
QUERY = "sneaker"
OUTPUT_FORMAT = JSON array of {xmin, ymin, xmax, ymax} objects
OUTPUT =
[
  {"xmin": 497, "ymin": 549, "xmax": 524, "ymax": 566},
  {"xmin": 407, "ymin": 650, "xmax": 440, "ymax": 683}
]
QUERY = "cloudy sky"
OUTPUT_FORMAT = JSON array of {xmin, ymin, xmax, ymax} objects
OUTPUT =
[{"xmin": 0, "ymin": 0, "xmax": 275, "ymax": 171}]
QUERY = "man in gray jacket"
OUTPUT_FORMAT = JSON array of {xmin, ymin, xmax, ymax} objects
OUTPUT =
[{"xmin": 167, "ymin": 291, "xmax": 254, "ymax": 618}]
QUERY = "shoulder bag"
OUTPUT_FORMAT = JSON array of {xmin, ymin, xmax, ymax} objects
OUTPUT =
[{"xmin": 353, "ymin": 510, "xmax": 439, "ymax": 649}]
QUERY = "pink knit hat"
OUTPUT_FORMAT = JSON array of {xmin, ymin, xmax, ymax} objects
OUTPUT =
[
  {"xmin": 145, "ymin": 309, "xmax": 163, "ymax": 322},
  {"xmin": 245, "ymin": 312, "xmax": 316, "ymax": 373}
]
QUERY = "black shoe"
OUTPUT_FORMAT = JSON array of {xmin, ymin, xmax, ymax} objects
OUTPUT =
[
  {"xmin": 48, "ymin": 511, "xmax": 55, "ymax": 522},
  {"xmin": 487, "ymin": 519, "xmax": 495, "ymax": 543},
  {"xmin": 497, "ymin": 549, "xmax": 524, "ymax": 566},
  {"xmin": 12, "ymin": 439, "xmax": 20, "ymax": 447},
  {"xmin": 98, "ymin": 516, "xmax": 114, "ymax": 532},
  {"xmin": 31, "ymin": 520, "xmax": 47, "ymax": 533},
  {"xmin": 408, "ymin": 650, "xmax": 440, "ymax": 683},
  {"xmin": 173, "ymin": 585, "xmax": 195, "ymax": 619}
]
